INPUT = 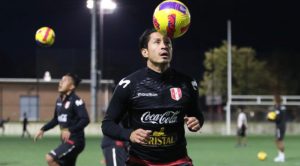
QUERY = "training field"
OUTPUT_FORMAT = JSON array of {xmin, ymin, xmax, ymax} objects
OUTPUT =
[{"xmin": 0, "ymin": 135, "xmax": 299, "ymax": 166}]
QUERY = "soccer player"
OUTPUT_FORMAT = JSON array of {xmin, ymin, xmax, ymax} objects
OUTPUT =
[
  {"xmin": 34, "ymin": 73, "xmax": 90, "ymax": 166},
  {"xmin": 236, "ymin": 108, "xmax": 247, "ymax": 147},
  {"xmin": 101, "ymin": 115, "xmax": 129, "ymax": 166},
  {"xmin": 101, "ymin": 135, "xmax": 129, "ymax": 166},
  {"xmin": 21, "ymin": 112, "xmax": 31, "ymax": 138},
  {"xmin": 272, "ymin": 94, "xmax": 286, "ymax": 162},
  {"xmin": 101, "ymin": 28, "xmax": 204, "ymax": 165},
  {"xmin": 0, "ymin": 117, "xmax": 9, "ymax": 136}
]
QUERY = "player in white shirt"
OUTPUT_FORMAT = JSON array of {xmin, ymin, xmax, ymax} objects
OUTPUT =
[{"xmin": 236, "ymin": 108, "xmax": 247, "ymax": 147}]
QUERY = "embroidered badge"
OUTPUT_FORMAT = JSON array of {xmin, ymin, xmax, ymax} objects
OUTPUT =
[
  {"xmin": 170, "ymin": 88, "xmax": 182, "ymax": 101},
  {"xmin": 64, "ymin": 101, "xmax": 70, "ymax": 109}
]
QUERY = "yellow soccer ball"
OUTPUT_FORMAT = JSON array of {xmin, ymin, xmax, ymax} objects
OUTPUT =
[
  {"xmin": 257, "ymin": 151, "xmax": 267, "ymax": 161},
  {"xmin": 153, "ymin": 0, "xmax": 191, "ymax": 38},
  {"xmin": 267, "ymin": 111, "xmax": 277, "ymax": 121},
  {"xmin": 35, "ymin": 27, "xmax": 55, "ymax": 47}
]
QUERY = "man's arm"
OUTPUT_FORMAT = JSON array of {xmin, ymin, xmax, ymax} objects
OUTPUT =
[
  {"xmin": 185, "ymin": 79, "xmax": 204, "ymax": 131},
  {"xmin": 41, "ymin": 108, "xmax": 59, "ymax": 132},
  {"xmin": 101, "ymin": 79, "xmax": 134, "ymax": 141},
  {"xmin": 34, "ymin": 107, "xmax": 58, "ymax": 142},
  {"xmin": 68, "ymin": 99, "xmax": 90, "ymax": 133}
]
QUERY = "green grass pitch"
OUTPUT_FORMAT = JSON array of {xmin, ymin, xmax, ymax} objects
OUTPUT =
[{"xmin": 0, "ymin": 135, "xmax": 299, "ymax": 166}]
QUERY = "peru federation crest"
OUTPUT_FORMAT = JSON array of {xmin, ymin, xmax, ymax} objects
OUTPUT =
[
  {"xmin": 170, "ymin": 88, "xmax": 182, "ymax": 101},
  {"xmin": 64, "ymin": 101, "xmax": 70, "ymax": 109}
]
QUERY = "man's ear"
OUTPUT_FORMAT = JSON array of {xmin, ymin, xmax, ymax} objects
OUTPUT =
[
  {"xmin": 70, "ymin": 84, "xmax": 75, "ymax": 91},
  {"xmin": 141, "ymin": 48, "xmax": 148, "ymax": 58}
]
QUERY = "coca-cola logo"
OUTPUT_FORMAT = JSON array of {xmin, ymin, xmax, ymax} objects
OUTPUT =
[{"xmin": 141, "ymin": 111, "xmax": 180, "ymax": 124}]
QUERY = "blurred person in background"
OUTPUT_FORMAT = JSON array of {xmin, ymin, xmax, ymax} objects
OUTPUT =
[
  {"xmin": 34, "ymin": 73, "xmax": 90, "ymax": 166},
  {"xmin": 21, "ymin": 112, "xmax": 31, "ymax": 138},
  {"xmin": 100, "ymin": 115, "xmax": 129, "ymax": 166},
  {"xmin": 0, "ymin": 117, "xmax": 9, "ymax": 135},
  {"xmin": 236, "ymin": 107, "xmax": 247, "ymax": 147},
  {"xmin": 272, "ymin": 94, "xmax": 286, "ymax": 162}
]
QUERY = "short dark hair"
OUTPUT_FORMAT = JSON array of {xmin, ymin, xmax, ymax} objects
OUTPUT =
[
  {"xmin": 66, "ymin": 73, "xmax": 81, "ymax": 88},
  {"xmin": 138, "ymin": 28, "xmax": 157, "ymax": 50}
]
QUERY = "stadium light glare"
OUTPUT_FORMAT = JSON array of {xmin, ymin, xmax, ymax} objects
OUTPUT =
[
  {"xmin": 87, "ymin": 0, "xmax": 117, "ymax": 11},
  {"xmin": 86, "ymin": 0, "xmax": 94, "ymax": 9},
  {"xmin": 101, "ymin": 0, "xmax": 117, "ymax": 11}
]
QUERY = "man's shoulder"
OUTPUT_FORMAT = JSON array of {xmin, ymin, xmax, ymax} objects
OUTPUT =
[
  {"xmin": 69, "ymin": 92, "xmax": 85, "ymax": 104},
  {"xmin": 117, "ymin": 68, "xmax": 146, "ymax": 84},
  {"xmin": 114, "ymin": 68, "xmax": 146, "ymax": 90},
  {"xmin": 170, "ymin": 69, "xmax": 198, "ymax": 90},
  {"xmin": 126, "ymin": 68, "xmax": 146, "ymax": 79},
  {"xmin": 171, "ymin": 69, "xmax": 195, "ymax": 81},
  {"xmin": 70, "ymin": 92, "xmax": 80, "ymax": 99}
]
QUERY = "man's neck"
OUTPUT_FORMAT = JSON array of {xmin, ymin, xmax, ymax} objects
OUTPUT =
[
  {"xmin": 147, "ymin": 62, "xmax": 170, "ymax": 73},
  {"xmin": 61, "ymin": 90, "xmax": 73, "ymax": 100}
]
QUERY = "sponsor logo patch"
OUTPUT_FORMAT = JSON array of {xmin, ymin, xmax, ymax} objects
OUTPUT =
[
  {"xmin": 144, "ymin": 127, "xmax": 177, "ymax": 147},
  {"xmin": 191, "ymin": 80, "xmax": 198, "ymax": 90},
  {"xmin": 133, "ymin": 93, "xmax": 158, "ymax": 99},
  {"xmin": 75, "ymin": 99, "xmax": 83, "ymax": 106},
  {"xmin": 58, "ymin": 114, "xmax": 68, "ymax": 122},
  {"xmin": 118, "ymin": 78, "xmax": 131, "ymax": 88},
  {"xmin": 141, "ymin": 111, "xmax": 180, "ymax": 124}
]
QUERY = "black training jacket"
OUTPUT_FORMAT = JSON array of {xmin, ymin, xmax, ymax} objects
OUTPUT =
[{"xmin": 102, "ymin": 67, "xmax": 204, "ymax": 162}]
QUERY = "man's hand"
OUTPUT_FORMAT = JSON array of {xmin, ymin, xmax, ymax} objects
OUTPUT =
[
  {"xmin": 184, "ymin": 116, "xmax": 201, "ymax": 132},
  {"xmin": 61, "ymin": 129, "xmax": 71, "ymax": 142},
  {"xmin": 34, "ymin": 130, "xmax": 44, "ymax": 142},
  {"xmin": 129, "ymin": 128, "xmax": 152, "ymax": 144}
]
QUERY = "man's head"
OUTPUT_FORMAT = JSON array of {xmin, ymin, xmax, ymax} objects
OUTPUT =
[
  {"xmin": 58, "ymin": 73, "xmax": 81, "ymax": 94},
  {"xmin": 238, "ymin": 106, "xmax": 245, "ymax": 113},
  {"xmin": 274, "ymin": 94, "xmax": 282, "ymax": 105},
  {"xmin": 139, "ymin": 28, "xmax": 173, "ymax": 69},
  {"xmin": 238, "ymin": 108, "xmax": 244, "ymax": 113}
]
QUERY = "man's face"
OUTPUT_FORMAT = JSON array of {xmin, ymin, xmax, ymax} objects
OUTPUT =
[
  {"xmin": 141, "ymin": 32, "xmax": 173, "ymax": 65},
  {"xmin": 58, "ymin": 75, "xmax": 74, "ymax": 93}
]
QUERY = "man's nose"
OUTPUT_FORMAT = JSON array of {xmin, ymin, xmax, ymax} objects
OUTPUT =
[{"xmin": 161, "ymin": 42, "xmax": 168, "ymax": 48}]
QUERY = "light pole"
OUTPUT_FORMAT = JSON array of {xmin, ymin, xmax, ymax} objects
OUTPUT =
[
  {"xmin": 226, "ymin": 20, "xmax": 232, "ymax": 135},
  {"xmin": 87, "ymin": 0, "xmax": 117, "ymax": 122}
]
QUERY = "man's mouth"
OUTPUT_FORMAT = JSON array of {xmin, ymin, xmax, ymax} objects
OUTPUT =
[{"xmin": 160, "ymin": 52, "xmax": 169, "ymax": 57}]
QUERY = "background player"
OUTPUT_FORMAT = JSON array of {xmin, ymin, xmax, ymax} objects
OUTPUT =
[
  {"xmin": 34, "ymin": 73, "xmax": 90, "ymax": 166},
  {"xmin": 272, "ymin": 94, "xmax": 286, "ymax": 162},
  {"xmin": 21, "ymin": 112, "xmax": 31, "ymax": 138},
  {"xmin": 0, "ymin": 117, "xmax": 9, "ymax": 136},
  {"xmin": 236, "ymin": 107, "xmax": 247, "ymax": 147},
  {"xmin": 101, "ymin": 114, "xmax": 129, "ymax": 166}
]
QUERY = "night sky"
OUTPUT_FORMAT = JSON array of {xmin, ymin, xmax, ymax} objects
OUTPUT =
[{"xmin": 0, "ymin": 0, "xmax": 299, "ymax": 82}]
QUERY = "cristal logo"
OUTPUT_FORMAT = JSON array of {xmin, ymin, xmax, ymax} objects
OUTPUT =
[{"xmin": 141, "ymin": 111, "xmax": 180, "ymax": 124}]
